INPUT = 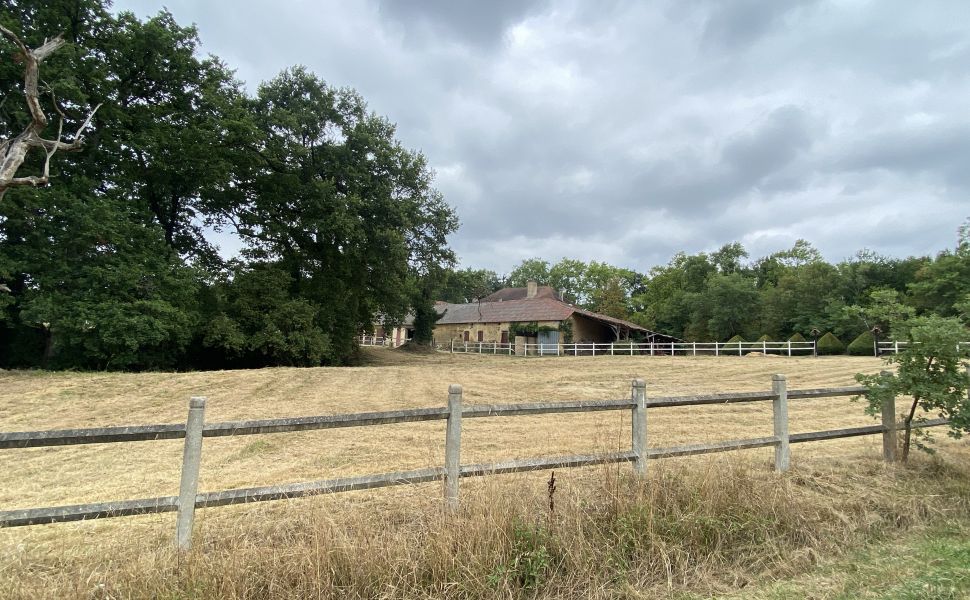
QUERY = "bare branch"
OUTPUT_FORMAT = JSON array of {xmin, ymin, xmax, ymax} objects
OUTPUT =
[{"xmin": 0, "ymin": 25, "xmax": 98, "ymax": 200}]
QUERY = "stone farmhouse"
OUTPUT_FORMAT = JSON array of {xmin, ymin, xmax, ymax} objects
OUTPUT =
[{"xmin": 432, "ymin": 281, "xmax": 678, "ymax": 348}]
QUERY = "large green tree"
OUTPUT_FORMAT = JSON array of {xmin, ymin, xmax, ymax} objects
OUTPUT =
[{"xmin": 209, "ymin": 67, "xmax": 456, "ymax": 363}]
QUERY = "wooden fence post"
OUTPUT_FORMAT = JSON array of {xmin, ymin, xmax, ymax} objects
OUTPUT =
[
  {"xmin": 880, "ymin": 371, "xmax": 897, "ymax": 462},
  {"xmin": 176, "ymin": 396, "xmax": 206, "ymax": 551},
  {"xmin": 772, "ymin": 375, "xmax": 790, "ymax": 472},
  {"xmin": 631, "ymin": 379, "xmax": 647, "ymax": 477},
  {"xmin": 445, "ymin": 384, "xmax": 463, "ymax": 511}
]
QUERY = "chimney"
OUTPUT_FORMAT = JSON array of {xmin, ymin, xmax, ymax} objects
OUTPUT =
[{"xmin": 527, "ymin": 281, "xmax": 538, "ymax": 299}]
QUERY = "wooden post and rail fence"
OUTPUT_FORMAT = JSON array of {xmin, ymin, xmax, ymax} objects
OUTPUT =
[{"xmin": 2, "ymin": 369, "xmax": 963, "ymax": 550}]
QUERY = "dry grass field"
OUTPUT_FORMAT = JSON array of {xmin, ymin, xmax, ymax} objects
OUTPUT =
[{"xmin": 1, "ymin": 350, "xmax": 968, "ymax": 598}]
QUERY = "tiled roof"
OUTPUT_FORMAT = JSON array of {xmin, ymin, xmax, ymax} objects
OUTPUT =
[
  {"xmin": 435, "ymin": 297, "xmax": 575, "ymax": 324},
  {"xmin": 480, "ymin": 286, "xmax": 559, "ymax": 302}
]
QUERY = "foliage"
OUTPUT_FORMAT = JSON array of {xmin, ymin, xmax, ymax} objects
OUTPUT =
[
  {"xmin": 847, "ymin": 330, "xmax": 876, "ymax": 356},
  {"xmin": 438, "ymin": 268, "xmax": 501, "ymax": 303},
  {"xmin": 505, "ymin": 259, "xmax": 552, "ymax": 289},
  {"xmin": 816, "ymin": 332, "xmax": 845, "ymax": 355},
  {"xmin": 590, "ymin": 276, "xmax": 630, "ymax": 319},
  {"xmin": 488, "ymin": 520, "xmax": 557, "ymax": 591},
  {"xmin": 410, "ymin": 273, "xmax": 444, "ymax": 346},
  {"xmin": 558, "ymin": 318, "xmax": 574, "ymax": 344},
  {"xmin": 842, "ymin": 289, "xmax": 915, "ymax": 340},
  {"xmin": 0, "ymin": 1, "xmax": 456, "ymax": 370},
  {"xmin": 508, "ymin": 322, "xmax": 558, "ymax": 338},
  {"xmin": 788, "ymin": 332, "xmax": 807, "ymax": 342},
  {"xmin": 723, "ymin": 334, "xmax": 746, "ymax": 351},
  {"xmin": 856, "ymin": 315, "xmax": 970, "ymax": 460}
]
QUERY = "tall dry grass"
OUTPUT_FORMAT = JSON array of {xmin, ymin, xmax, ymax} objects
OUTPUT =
[{"xmin": 4, "ymin": 455, "xmax": 969, "ymax": 599}]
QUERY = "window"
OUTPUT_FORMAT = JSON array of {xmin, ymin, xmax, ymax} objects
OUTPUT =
[{"xmin": 477, "ymin": 331, "xmax": 484, "ymax": 342}]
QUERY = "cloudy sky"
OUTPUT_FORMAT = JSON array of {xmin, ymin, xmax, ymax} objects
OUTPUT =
[{"xmin": 114, "ymin": 0, "xmax": 970, "ymax": 275}]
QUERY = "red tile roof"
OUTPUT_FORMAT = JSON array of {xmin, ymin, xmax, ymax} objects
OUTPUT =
[{"xmin": 435, "ymin": 297, "xmax": 575, "ymax": 324}]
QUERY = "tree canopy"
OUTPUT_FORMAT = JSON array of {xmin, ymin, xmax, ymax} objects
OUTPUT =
[{"xmin": 0, "ymin": 1, "xmax": 457, "ymax": 369}]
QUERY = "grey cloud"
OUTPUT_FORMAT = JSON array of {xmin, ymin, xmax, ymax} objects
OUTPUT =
[
  {"xmin": 111, "ymin": 0, "xmax": 970, "ymax": 274},
  {"xmin": 838, "ymin": 123, "xmax": 970, "ymax": 191},
  {"xmin": 721, "ymin": 106, "xmax": 814, "ymax": 180},
  {"xmin": 375, "ymin": 0, "xmax": 548, "ymax": 47},
  {"xmin": 694, "ymin": 0, "xmax": 820, "ymax": 49}
]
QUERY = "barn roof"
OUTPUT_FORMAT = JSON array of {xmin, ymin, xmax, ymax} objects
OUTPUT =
[{"xmin": 435, "ymin": 297, "xmax": 574, "ymax": 324}]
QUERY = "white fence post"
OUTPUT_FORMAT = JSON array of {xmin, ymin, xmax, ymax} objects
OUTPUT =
[
  {"xmin": 787, "ymin": 341, "xmax": 791, "ymax": 357},
  {"xmin": 176, "ymin": 396, "xmax": 206, "ymax": 551},
  {"xmin": 772, "ymin": 375, "xmax": 790, "ymax": 473},
  {"xmin": 762, "ymin": 340, "xmax": 767, "ymax": 354},
  {"xmin": 650, "ymin": 342, "xmax": 655, "ymax": 356},
  {"xmin": 692, "ymin": 342, "xmax": 696, "ymax": 356},
  {"xmin": 715, "ymin": 342, "xmax": 719, "ymax": 357},
  {"xmin": 631, "ymin": 379, "xmax": 647, "ymax": 477},
  {"xmin": 880, "ymin": 371, "xmax": 897, "ymax": 462},
  {"xmin": 445, "ymin": 384, "xmax": 463, "ymax": 512},
  {"xmin": 610, "ymin": 343, "xmax": 614, "ymax": 356}
]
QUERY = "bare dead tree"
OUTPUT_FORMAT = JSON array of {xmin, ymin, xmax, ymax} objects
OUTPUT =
[{"xmin": 0, "ymin": 24, "xmax": 101, "ymax": 200}]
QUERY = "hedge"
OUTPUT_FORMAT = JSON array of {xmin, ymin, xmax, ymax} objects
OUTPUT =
[
  {"xmin": 847, "ymin": 330, "xmax": 876, "ymax": 356},
  {"xmin": 788, "ymin": 332, "xmax": 807, "ymax": 343},
  {"xmin": 816, "ymin": 332, "xmax": 845, "ymax": 355}
]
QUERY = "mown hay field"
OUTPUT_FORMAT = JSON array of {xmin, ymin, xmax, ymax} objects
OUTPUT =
[{"xmin": 1, "ymin": 350, "xmax": 968, "ymax": 598}]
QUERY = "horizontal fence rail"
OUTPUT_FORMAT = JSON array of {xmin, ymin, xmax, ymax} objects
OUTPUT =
[
  {"xmin": 447, "ymin": 340, "xmax": 820, "ymax": 358},
  {"xmin": 0, "ymin": 389, "xmax": 872, "ymax": 449},
  {"xmin": 877, "ymin": 341, "xmax": 970, "ymax": 355},
  {"xmin": 3, "ymin": 368, "xmax": 964, "ymax": 551}
]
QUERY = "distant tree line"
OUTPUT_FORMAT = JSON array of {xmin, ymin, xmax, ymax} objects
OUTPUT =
[
  {"xmin": 0, "ymin": 1, "xmax": 457, "ymax": 370},
  {"xmin": 443, "ymin": 223, "xmax": 970, "ymax": 346}
]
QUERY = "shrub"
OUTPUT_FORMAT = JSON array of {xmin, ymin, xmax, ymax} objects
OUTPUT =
[
  {"xmin": 755, "ymin": 334, "xmax": 770, "ymax": 342},
  {"xmin": 788, "ymin": 332, "xmax": 806, "ymax": 343},
  {"xmin": 723, "ymin": 334, "xmax": 745, "ymax": 353},
  {"xmin": 816, "ymin": 332, "xmax": 845, "ymax": 355},
  {"xmin": 847, "ymin": 330, "xmax": 876, "ymax": 356}
]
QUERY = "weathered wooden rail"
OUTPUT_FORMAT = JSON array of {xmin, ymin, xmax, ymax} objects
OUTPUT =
[{"xmin": 0, "ymin": 375, "xmax": 953, "ymax": 550}]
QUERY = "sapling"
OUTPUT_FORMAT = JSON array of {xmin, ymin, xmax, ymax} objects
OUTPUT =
[{"xmin": 856, "ymin": 315, "xmax": 970, "ymax": 461}]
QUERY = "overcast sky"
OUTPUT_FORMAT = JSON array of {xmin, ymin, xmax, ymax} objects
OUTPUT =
[{"xmin": 114, "ymin": 0, "xmax": 970, "ymax": 275}]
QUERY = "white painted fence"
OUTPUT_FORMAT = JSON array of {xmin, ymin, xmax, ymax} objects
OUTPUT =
[
  {"xmin": 359, "ymin": 335, "xmax": 390, "ymax": 347},
  {"xmin": 877, "ymin": 341, "xmax": 970, "ymax": 355},
  {"xmin": 448, "ymin": 340, "xmax": 817, "ymax": 357}
]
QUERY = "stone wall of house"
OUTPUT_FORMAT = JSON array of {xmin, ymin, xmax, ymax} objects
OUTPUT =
[{"xmin": 433, "ymin": 320, "xmax": 562, "ymax": 345}]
